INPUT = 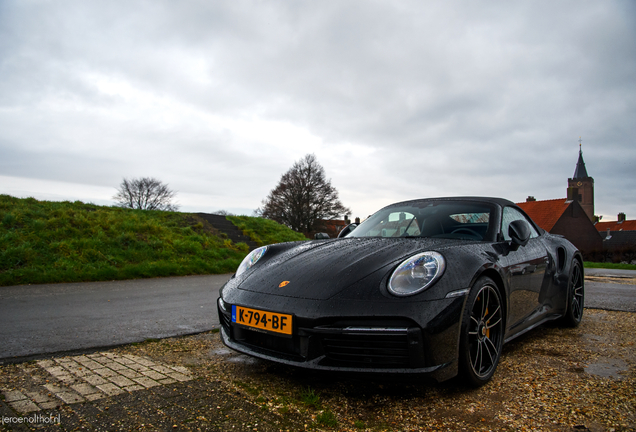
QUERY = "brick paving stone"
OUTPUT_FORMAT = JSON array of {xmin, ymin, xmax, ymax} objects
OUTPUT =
[
  {"xmin": 25, "ymin": 391, "xmax": 53, "ymax": 404},
  {"xmin": 140, "ymin": 370, "xmax": 166, "ymax": 380},
  {"xmin": 54, "ymin": 373, "xmax": 77, "ymax": 384},
  {"xmin": 170, "ymin": 366, "xmax": 191, "ymax": 375},
  {"xmin": 165, "ymin": 372, "xmax": 191, "ymax": 382},
  {"xmin": 83, "ymin": 374, "xmax": 109, "ymax": 386},
  {"xmin": 117, "ymin": 369, "xmax": 142, "ymax": 379},
  {"xmin": 149, "ymin": 365, "xmax": 175, "ymax": 374},
  {"xmin": 93, "ymin": 367, "xmax": 117, "ymax": 378},
  {"xmin": 101, "ymin": 352, "xmax": 118, "ymax": 359},
  {"xmin": 43, "ymin": 384, "xmax": 63, "ymax": 393},
  {"xmin": 43, "ymin": 366, "xmax": 66, "ymax": 377},
  {"xmin": 66, "ymin": 366, "xmax": 90, "ymax": 377},
  {"xmin": 15, "ymin": 351, "xmax": 197, "ymax": 416},
  {"xmin": 123, "ymin": 355, "xmax": 156, "ymax": 367},
  {"xmin": 44, "ymin": 384, "xmax": 85, "ymax": 404},
  {"xmin": 95, "ymin": 360, "xmax": 118, "ymax": 369},
  {"xmin": 108, "ymin": 362, "xmax": 129, "ymax": 371},
  {"xmin": 8, "ymin": 399, "xmax": 41, "ymax": 413},
  {"xmin": 112, "ymin": 356, "xmax": 137, "ymax": 365},
  {"xmin": 3, "ymin": 390, "xmax": 27, "ymax": 402},
  {"xmin": 96, "ymin": 383, "xmax": 124, "ymax": 397},
  {"xmin": 70, "ymin": 383, "xmax": 100, "ymax": 396},
  {"xmin": 126, "ymin": 363, "xmax": 149, "ymax": 372},
  {"xmin": 132, "ymin": 377, "xmax": 160, "ymax": 389},
  {"xmin": 108, "ymin": 374, "xmax": 135, "ymax": 388},
  {"xmin": 54, "ymin": 391, "xmax": 85, "ymax": 404},
  {"xmin": 74, "ymin": 357, "xmax": 102, "ymax": 369}
]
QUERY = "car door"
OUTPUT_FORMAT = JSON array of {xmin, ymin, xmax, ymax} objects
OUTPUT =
[{"xmin": 499, "ymin": 206, "xmax": 549, "ymax": 332}]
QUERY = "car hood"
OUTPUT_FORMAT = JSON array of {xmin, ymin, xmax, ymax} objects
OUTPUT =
[{"xmin": 237, "ymin": 237, "xmax": 464, "ymax": 300}]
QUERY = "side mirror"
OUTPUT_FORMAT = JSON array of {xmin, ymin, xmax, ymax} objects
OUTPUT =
[
  {"xmin": 337, "ymin": 223, "xmax": 358, "ymax": 238},
  {"xmin": 314, "ymin": 232, "xmax": 330, "ymax": 239},
  {"xmin": 509, "ymin": 220, "xmax": 531, "ymax": 248}
]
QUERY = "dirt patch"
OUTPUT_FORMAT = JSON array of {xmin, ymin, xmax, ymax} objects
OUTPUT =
[
  {"xmin": 1, "ymin": 309, "xmax": 635, "ymax": 431},
  {"xmin": 585, "ymin": 275, "xmax": 636, "ymax": 286}
]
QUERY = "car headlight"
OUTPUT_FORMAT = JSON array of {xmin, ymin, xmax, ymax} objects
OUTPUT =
[
  {"xmin": 388, "ymin": 251, "xmax": 445, "ymax": 296},
  {"xmin": 236, "ymin": 246, "xmax": 268, "ymax": 277}
]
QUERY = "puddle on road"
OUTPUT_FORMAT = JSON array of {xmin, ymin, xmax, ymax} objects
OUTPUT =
[
  {"xmin": 210, "ymin": 347, "xmax": 233, "ymax": 356},
  {"xmin": 585, "ymin": 357, "xmax": 628, "ymax": 380},
  {"xmin": 209, "ymin": 347, "xmax": 263, "ymax": 365},
  {"xmin": 226, "ymin": 355, "xmax": 262, "ymax": 365},
  {"xmin": 581, "ymin": 331, "xmax": 630, "ymax": 380}
]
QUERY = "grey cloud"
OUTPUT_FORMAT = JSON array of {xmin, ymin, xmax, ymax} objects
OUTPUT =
[{"xmin": 0, "ymin": 0, "xmax": 634, "ymax": 218}]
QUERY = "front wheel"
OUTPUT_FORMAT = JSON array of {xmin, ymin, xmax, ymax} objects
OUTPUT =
[
  {"xmin": 459, "ymin": 277, "xmax": 504, "ymax": 386},
  {"xmin": 560, "ymin": 260, "xmax": 584, "ymax": 327}
]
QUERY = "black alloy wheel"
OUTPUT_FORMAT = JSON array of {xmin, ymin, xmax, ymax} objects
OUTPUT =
[
  {"xmin": 561, "ymin": 260, "xmax": 584, "ymax": 327},
  {"xmin": 459, "ymin": 277, "xmax": 504, "ymax": 386}
]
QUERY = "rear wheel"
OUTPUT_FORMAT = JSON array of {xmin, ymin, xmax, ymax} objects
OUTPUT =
[
  {"xmin": 560, "ymin": 260, "xmax": 584, "ymax": 327},
  {"xmin": 459, "ymin": 277, "xmax": 504, "ymax": 386}
]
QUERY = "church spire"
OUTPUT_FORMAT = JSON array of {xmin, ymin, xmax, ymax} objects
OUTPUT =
[{"xmin": 573, "ymin": 137, "xmax": 589, "ymax": 179}]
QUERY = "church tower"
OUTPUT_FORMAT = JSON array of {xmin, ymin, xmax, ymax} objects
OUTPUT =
[{"xmin": 567, "ymin": 138, "xmax": 594, "ymax": 221}]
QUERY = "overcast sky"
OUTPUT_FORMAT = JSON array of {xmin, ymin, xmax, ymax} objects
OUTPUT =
[{"xmin": 1, "ymin": 1, "xmax": 634, "ymax": 221}]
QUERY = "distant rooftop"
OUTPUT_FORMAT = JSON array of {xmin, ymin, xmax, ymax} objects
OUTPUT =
[
  {"xmin": 517, "ymin": 198, "xmax": 569, "ymax": 231},
  {"xmin": 596, "ymin": 219, "xmax": 636, "ymax": 232}
]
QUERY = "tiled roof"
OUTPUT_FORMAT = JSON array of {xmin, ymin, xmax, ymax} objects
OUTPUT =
[
  {"xmin": 595, "ymin": 220, "xmax": 636, "ymax": 232},
  {"xmin": 516, "ymin": 198, "xmax": 570, "ymax": 231}
]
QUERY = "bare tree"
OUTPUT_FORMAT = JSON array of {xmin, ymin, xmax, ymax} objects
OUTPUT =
[
  {"xmin": 259, "ymin": 154, "xmax": 350, "ymax": 233},
  {"xmin": 113, "ymin": 177, "xmax": 179, "ymax": 211}
]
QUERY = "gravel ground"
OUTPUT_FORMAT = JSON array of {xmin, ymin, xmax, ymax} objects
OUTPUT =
[{"xmin": 1, "ymin": 308, "xmax": 635, "ymax": 431}]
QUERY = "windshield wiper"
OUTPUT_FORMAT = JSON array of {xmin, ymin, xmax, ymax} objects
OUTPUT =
[{"xmin": 400, "ymin": 216, "xmax": 416, "ymax": 237}]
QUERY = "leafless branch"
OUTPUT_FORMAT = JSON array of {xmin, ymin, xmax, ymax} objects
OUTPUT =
[{"xmin": 113, "ymin": 177, "xmax": 179, "ymax": 211}]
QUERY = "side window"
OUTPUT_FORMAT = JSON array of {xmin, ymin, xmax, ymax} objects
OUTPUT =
[{"xmin": 501, "ymin": 207, "xmax": 539, "ymax": 241}]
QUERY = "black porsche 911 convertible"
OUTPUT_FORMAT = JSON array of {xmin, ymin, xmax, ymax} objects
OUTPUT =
[{"xmin": 217, "ymin": 197, "xmax": 584, "ymax": 386}]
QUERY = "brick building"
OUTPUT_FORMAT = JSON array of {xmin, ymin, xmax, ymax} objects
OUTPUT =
[
  {"xmin": 517, "ymin": 144, "xmax": 602, "ymax": 253},
  {"xmin": 517, "ymin": 197, "xmax": 602, "ymax": 252}
]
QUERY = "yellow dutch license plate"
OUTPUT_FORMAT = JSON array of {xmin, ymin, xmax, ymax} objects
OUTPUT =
[{"xmin": 232, "ymin": 305, "xmax": 293, "ymax": 336}]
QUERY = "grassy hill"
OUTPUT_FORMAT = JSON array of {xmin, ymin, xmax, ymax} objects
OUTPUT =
[
  {"xmin": 227, "ymin": 215, "xmax": 308, "ymax": 246},
  {"xmin": 0, "ymin": 195, "xmax": 306, "ymax": 287}
]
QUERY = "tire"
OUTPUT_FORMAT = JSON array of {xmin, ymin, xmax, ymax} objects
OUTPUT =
[
  {"xmin": 560, "ymin": 260, "xmax": 584, "ymax": 327},
  {"xmin": 459, "ymin": 277, "xmax": 504, "ymax": 386}
]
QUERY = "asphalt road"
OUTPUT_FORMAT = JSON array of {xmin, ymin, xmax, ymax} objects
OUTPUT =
[
  {"xmin": 0, "ymin": 274, "xmax": 231, "ymax": 361},
  {"xmin": 0, "ymin": 270, "xmax": 634, "ymax": 361},
  {"xmin": 584, "ymin": 268, "xmax": 636, "ymax": 312}
]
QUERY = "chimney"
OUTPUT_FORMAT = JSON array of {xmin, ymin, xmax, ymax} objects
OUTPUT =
[
  {"xmin": 526, "ymin": 196, "xmax": 536, "ymax": 202},
  {"xmin": 618, "ymin": 213, "xmax": 626, "ymax": 223},
  {"xmin": 566, "ymin": 187, "xmax": 579, "ymax": 202}
]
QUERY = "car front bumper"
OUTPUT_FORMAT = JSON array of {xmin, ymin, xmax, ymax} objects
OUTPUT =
[{"xmin": 217, "ymin": 294, "xmax": 466, "ymax": 382}]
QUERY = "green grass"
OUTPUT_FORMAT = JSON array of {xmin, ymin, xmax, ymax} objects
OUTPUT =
[
  {"xmin": 299, "ymin": 387, "xmax": 321, "ymax": 408},
  {"xmin": 316, "ymin": 409, "xmax": 338, "ymax": 427},
  {"xmin": 0, "ymin": 195, "xmax": 301, "ymax": 287},
  {"xmin": 227, "ymin": 215, "xmax": 308, "ymax": 246},
  {"xmin": 584, "ymin": 262, "xmax": 636, "ymax": 271}
]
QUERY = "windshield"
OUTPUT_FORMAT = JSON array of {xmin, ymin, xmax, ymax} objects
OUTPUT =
[{"xmin": 346, "ymin": 201, "xmax": 493, "ymax": 241}]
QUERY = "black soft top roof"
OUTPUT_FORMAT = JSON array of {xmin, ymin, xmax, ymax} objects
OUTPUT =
[{"xmin": 384, "ymin": 196, "xmax": 516, "ymax": 210}]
